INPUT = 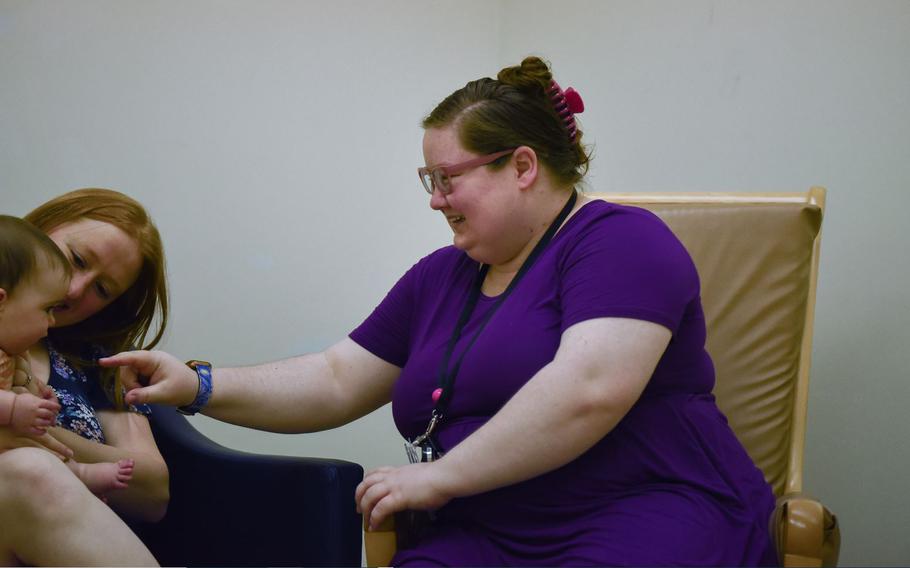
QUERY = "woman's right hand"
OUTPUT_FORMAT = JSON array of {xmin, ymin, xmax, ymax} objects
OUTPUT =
[
  {"xmin": 0, "ymin": 424, "xmax": 74, "ymax": 460},
  {"xmin": 99, "ymin": 350, "xmax": 200, "ymax": 407}
]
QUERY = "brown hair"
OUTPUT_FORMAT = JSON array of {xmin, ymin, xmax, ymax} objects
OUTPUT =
[
  {"xmin": 25, "ymin": 188, "xmax": 169, "ymax": 403},
  {"xmin": 0, "ymin": 214, "xmax": 72, "ymax": 293},
  {"xmin": 423, "ymin": 56, "xmax": 591, "ymax": 187}
]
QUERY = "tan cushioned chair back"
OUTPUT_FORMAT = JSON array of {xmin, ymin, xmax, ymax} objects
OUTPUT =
[{"xmin": 590, "ymin": 192, "xmax": 823, "ymax": 497}]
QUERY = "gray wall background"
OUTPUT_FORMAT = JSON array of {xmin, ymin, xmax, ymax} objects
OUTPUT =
[{"xmin": 2, "ymin": 1, "xmax": 908, "ymax": 565}]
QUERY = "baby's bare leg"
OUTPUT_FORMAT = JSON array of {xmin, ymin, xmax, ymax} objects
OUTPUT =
[{"xmin": 66, "ymin": 457, "xmax": 135, "ymax": 495}]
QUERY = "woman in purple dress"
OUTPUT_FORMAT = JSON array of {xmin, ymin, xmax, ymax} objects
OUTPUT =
[{"xmin": 105, "ymin": 56, "xmax": 777, "ymax": 566}]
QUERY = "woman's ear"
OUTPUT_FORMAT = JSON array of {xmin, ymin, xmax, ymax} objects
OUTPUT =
[
  {"xmin": 0, "ymin": 288, "xmax": 7, "ymax": 305},
  {"xmin": 512, "ymin": 146, "xmax": 538, "ymax": 191}
]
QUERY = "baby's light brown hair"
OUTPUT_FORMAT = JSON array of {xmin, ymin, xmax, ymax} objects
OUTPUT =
[{"xmin": 0, "ymin": 214, "xmax": 72, "ymax": 296}]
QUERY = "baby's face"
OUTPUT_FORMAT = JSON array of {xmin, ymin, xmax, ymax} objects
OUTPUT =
[{"xmin": 0, "ymin": 264, "xmax": 70, "ymax": 355}]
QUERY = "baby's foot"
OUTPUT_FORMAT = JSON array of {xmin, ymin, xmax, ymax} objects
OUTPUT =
[{"xmin": 68, "ymin": 458, "xmax": 135, "ymax": 495}]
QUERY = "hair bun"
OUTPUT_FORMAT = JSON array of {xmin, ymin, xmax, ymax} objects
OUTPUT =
[{"xmin": 496, "ymin": 56, "xmax": 553, "ymax": 95}]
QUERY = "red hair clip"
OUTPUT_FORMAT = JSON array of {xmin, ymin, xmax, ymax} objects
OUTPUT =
[{"xmin": 548, "ymin": 80, "xmax": 585, "ymax": 143}]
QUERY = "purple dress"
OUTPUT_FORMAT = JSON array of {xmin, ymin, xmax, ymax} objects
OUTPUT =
[{"xmin": 350, "ymin": 200, "xmax": 777, "ymax": 566}]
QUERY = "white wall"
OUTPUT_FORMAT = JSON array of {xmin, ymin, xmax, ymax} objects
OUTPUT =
[{"xmin": 2, "ymin": 1, "xmax": 908, "ymax": 565}]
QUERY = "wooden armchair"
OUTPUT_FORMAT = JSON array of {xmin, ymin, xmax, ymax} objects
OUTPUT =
[{"xmin": 365, "ymin": 187, "xmax": 839, "ymax": 567}]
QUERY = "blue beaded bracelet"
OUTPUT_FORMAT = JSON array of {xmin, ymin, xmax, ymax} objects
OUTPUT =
[{"xmin": 177, "ymin": 360, "xmax": 213, "ymax": 415}]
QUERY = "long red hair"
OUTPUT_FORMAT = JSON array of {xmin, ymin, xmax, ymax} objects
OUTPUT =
[{"xmin": 25, "ymin": 188, "xmax": 169, "ymax": 406}]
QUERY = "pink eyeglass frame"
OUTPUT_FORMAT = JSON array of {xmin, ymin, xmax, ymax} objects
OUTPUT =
[{"xmin": 418, "ymin": 148, "xmax": 516, "ymax": 195}]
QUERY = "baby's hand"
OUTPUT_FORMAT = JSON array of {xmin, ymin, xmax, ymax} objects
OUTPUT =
[{"xmin": 10, "ymin": 391, "xmax": 60, "ymax": 436}]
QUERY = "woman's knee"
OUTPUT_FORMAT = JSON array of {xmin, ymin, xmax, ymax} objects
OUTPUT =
[{"xmin": 0, "ymin": 448, "xmax": 88, "ymax": 516}]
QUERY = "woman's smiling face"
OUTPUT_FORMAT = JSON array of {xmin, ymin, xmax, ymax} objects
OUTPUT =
[
  {"xmin": 423, "ymin": 126, "xmax": 529, "ymax": 266},
  {"xmin": 46, "ymin": 218, "xmax": 143, "ymax": 327}
]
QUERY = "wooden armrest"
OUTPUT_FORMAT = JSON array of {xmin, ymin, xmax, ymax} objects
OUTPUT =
[
  {"xmin": 364, "ymin": 514, "xmax": 397, "ymax": 567},
  {"xmin": 772, "ymin": 494, "xmax": 841, "ymax": 567}
]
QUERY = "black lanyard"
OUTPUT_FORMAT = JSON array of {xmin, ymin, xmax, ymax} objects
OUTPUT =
[{"xmin": 431, "ymin": 190, "xmax": 578, "ymax": 421}]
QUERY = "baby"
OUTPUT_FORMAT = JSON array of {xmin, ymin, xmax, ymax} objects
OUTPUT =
[{"xmin": 0, "ymin": 214, "xmax": 133, "ymax": 495}]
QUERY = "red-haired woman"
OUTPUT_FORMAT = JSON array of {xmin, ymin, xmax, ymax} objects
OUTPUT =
[{"xmin": 0, "ymin": 188, "xmax": 168, "ymax": 566}]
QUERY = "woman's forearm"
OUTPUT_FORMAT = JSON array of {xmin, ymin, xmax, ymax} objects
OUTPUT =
[
  {"xmin": 200, "ymin": 340, "xmax": 397, "ymax": 433},
  {"xmin": 431, "ymin": 319, "xmax": 668, "ymax": 501},
  {"xmin": 48, "ymin": 426, "xmax": 169, "ymax": 522},
  {"xmin": 202, "ymin": 352, "xmax": 348, "ymax": 432},
  {"xmin": 106, "ymin": 338, "xmax": 398, "ymax": 434},
  {"xmin": 432, "ymin": 361, "xmax": 630, "ymax": 499},
  {"xmin": 355, "ymin": 333, "xmax": 661, "ymax": 532}
]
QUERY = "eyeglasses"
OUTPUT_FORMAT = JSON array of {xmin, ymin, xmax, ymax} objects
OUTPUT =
[{"xmin": 418, "ymin": 148, "xmax": 516, "ymax": 195}]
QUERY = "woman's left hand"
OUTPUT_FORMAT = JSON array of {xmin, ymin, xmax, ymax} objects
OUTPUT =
[
  {"xmin": 355, "ymin": 462, "xmax": 455, "ymax": 530},
  {"xmin": 7, "ymin": 354, "xmax": 55, "ymax": 399},
  {"xmin": 0, "ymin": 349, "xmax": 13, "ymax": 390}
]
